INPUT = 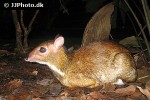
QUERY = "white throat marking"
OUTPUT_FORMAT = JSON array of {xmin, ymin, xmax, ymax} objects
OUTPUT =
[{"xmin": 38, "ymin": 62, "xmax": 65, "ymax": 76}]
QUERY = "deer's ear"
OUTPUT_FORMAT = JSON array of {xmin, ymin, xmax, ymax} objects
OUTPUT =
[
  {"xmin": 54, "ymin": 34, "xmax": 61, "ymax": 40},
  {"xmin": 53, "ymin": 36, "xmax": 64, "ymax": 52}
]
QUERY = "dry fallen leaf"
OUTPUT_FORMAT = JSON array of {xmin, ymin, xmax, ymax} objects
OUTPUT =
[
  {"xmin": 31, "ymin": 85, "xmax": 49, "ymax": 97},
  {"xmin": 0, "ymin": 62, "xmax": 7, "ymax": 66},
  {"xmin": 0, "ymin": 95, "xmax": 5, "ymax": 100},
  {"xmin": 146, "ymin": 80, "xmax": 150, "ymax": 91},
  {"xmin": 7, "ymin": 91, "xmax": 31, "ymax": 100},
  {"xmin": 60, "ymin": 87, "xmax": 84, "ymax": 97},
  {"xmin": 101, "ymin": 83, "xmax": 116, "ymax": 92},
  {"xmin": 126, "ymin": 98, "xmax": 134, "ymax": 100},
  {"xmin": 32, "ymin": 97, "xmax": 43, "ymax": 100},
  {"xmin": 60, "ymin": 96, "xmax": 79, "ymax": 100},
  {"xmin": 119, "ymin": 36, "xmax": 140, "ymax": 48},
  {"xmin": 137, "ymin": 69, "xmax": 150, "ymax": 83},
  {"xmin": 4, "ymin": 79, "xmax": 23, "ymax": 92},
  {"xmin": 115, "ymin": 85, "xmax": 136, "ymax": 95},
  {"xmin": 0, "ymin": 50, "xmax": 8, "ymax": 55},
  {"xmin": 137, "ymin": 86, "xmax": 150, "ymax": 100},
  {"xmin": 131, "ymin": 91, "xmax": 143, "ymax": 98},
  {"xmin": 49, "ymin": 83, "xmax": 62, "ymax": 96},
  {"xmin": 60, "ymin": 90, "xmax": 69, "ymax": 96},
  {"xmin": 89, "ymin": 91, "xmax": 106, "ymax": 99},
  {"xmin": 37, "ymin": 79, "xmax": 53, "ymax": 86}
]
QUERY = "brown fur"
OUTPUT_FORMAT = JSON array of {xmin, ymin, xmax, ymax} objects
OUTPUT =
[{"xmin": 26, "ymin": 40, "xmax": 137, "ymax": 88}]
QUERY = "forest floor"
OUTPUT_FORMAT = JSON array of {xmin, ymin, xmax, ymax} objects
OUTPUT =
[{"xmin": 0, "ymin": 38, "xmax": 150, "ymax": 100}]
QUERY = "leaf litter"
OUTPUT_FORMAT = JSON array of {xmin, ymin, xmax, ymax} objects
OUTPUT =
[{"xmin": 0, "ymin": 47, "xmax": 150, "ymax": 100}]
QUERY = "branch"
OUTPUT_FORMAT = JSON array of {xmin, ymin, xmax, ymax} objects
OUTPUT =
[
  {"xmin": 20, "ymin": 10, "xmax": 27, "ymax": 32},
  {"xmin": 12, "ymin": 10, "xmax": 23, "ymax": 51},
  {"xmin": 28, "ymin": 10, "xmax": 40, "ymax": 34},
  {"xmin": 124, "ymin": 0, "xmax": 150, "ymax": 58},
  {"xmin": 12, "ymin": 10, "xmax": 22, "ymax": 34},
  {"xmin": 59, "ymin": 0, "xmax": 69, "ymax": 15},
  {"xmin": 141, "ymin": 0, "xmax": 150, "ymax": 36}
]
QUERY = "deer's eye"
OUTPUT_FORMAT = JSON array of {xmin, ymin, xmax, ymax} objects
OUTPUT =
[{"xmin": 39, "ymin": 47, "xmax": 46, "ymax": 53}]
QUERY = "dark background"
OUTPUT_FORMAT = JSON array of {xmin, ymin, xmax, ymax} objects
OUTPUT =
[{"xmin": 0, "ymin": 0, "xmax": 148, "ymax": 47}]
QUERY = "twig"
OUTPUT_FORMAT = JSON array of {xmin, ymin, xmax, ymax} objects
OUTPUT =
[
  {"xmin": 28, "ymin": 10, "xmax": 40, "ymax": 34},
  {"xmin": 20, "ymin": 10, "xmax": 26, "ymax": 32},
  {"xmin": 141, "ymin": 0, "xmax": 150, "ymax": 36},
  {"xmin": 124, "ymin": 0, "xmax": 150, "ymax": 59},
  {"xmin": 59, "ymin": 0, "xmax": 69, "ymax": 15}
]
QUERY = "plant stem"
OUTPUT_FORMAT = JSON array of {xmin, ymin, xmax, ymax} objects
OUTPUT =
[
  {"xmin": 124, "ymin": 0, "xmax": 150, "ymax": 59},
  {"xmin": 141, "ymin": 0, "xmax": 150, "ymax": 36}
]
